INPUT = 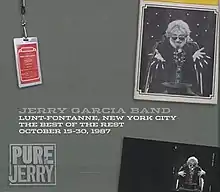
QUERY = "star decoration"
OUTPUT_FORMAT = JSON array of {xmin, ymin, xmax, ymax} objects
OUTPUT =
[{"xmin": 144, "ymin": 11, "xmax": 209, "ymax": 53}]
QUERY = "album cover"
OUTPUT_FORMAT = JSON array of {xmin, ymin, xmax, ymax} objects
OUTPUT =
[
  {"xmin": 118, "ymin": 137, "xmax": 220, "ymax": 192},
  {"xmin": 133, "ymin": 1, "xmax": 219, "ymax": 104}
]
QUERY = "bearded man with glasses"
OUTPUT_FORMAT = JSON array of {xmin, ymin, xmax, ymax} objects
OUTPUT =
[{"xmin": 145, "ymin": 20, "xmax": 210, "ymax": 96}]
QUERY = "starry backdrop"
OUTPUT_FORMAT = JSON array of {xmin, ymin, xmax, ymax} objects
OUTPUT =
[{"xmin": 138, "ymin": 6, "xmax": 217, "ymax": 97}]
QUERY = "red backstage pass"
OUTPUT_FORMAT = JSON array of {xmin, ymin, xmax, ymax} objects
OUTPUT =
[{"xmin": 13, "ymin": 37, "xmax": 42, "ymax": 88}]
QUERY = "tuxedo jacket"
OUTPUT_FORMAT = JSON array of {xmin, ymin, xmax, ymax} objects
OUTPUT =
[
  {"xmin": 146, "ymin": 38, "xmax": 204, "ymax": 95},
  {"xmin": 179, "ymin": 164, "xmax": 204, "ymax": 182}
]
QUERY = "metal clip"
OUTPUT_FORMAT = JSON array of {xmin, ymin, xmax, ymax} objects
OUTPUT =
[{"xmin": 22, "ymin": 21, "xmax": 28, "ymax": 39}]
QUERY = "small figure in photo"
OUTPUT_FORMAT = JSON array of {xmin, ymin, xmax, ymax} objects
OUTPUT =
[{"xmin": 176, "ymin": 156, "xmax": 206, "ymax": 192}]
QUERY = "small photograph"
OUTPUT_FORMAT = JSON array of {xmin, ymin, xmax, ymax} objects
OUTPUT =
[
  {"xmin": 118, "ymin": 137, "xmax": 220, "ymax": 192},
  {"xmin": 134, "ymin": 2, "xmax": 219, "ymax": 104}
]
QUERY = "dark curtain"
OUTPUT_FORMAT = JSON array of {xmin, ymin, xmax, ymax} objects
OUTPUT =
[{"xmin": 118, "ymin": 138, "xmax": 220, "ymax": 192}]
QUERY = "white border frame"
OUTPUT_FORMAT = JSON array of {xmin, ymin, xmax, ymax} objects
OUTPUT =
[
  {"xmin": 133, "ymin": 1, "xmax": 219, "ymax": 104},
  {"xmin": 8, "ymin": 143, "xmax": 56, "ymax": 186},
  {"xmin": 13, "ymin": 37, "xmax": 43, "ymax": 88}
]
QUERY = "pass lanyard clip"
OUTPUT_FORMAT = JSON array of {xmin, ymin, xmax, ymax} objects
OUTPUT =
[
  {"xmin": 20, "ymin": 0, "xmax": 28, "ymax": 40},
  {"xmin": 13, "ymin": 0, "xmax": 42, "ymax": 88}
]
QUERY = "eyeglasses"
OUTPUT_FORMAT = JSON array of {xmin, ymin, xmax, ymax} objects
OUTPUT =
[{"xmin": 171, "ymin": 36, "xmax": 186, "ymax": 41}]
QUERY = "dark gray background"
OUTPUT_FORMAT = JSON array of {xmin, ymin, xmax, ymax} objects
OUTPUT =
[{"xmin": 0, "ymin": 0, "xmax": 218, "ymax": 191}]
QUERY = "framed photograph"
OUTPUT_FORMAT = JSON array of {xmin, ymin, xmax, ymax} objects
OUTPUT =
[
  {"xmin": 133, "ymin": 1, "xmax": 219, "ymax": 104},
  {"xmin": 118, "ymin": 137, "xmax": 220, "ymax": 192}
]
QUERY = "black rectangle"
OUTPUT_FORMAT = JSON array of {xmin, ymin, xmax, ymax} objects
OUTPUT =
[{"xmin": 118, "ymin": 137, "xmax": 220, "ymax": 192}]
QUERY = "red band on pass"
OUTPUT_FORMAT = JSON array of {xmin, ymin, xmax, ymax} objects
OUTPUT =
[{"xmin": 17, "ymin": 43, "xmax": 40, "ymax": 84}]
